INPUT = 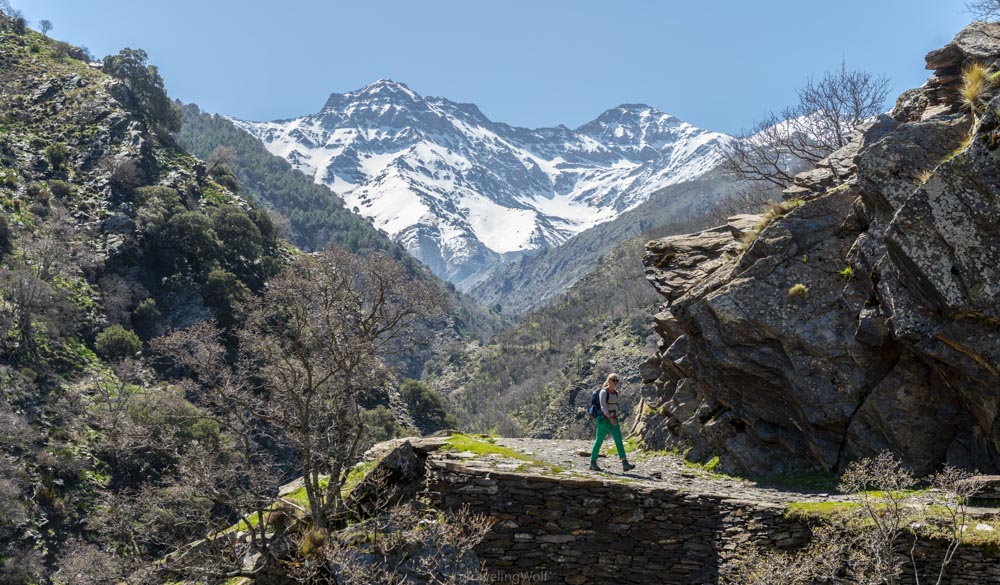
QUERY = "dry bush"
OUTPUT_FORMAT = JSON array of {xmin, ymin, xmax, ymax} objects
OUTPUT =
[
  {"xmin": 101, "ymin": 156, "xmax": 143, "ymax": 191},
  {"xmin": 726, "ymin": 452, "xmax": 988, "ymax": 585}
]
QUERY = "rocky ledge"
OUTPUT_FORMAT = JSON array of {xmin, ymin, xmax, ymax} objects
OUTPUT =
[
  {"xmin": 637, "ymin": 22, "xmax": 1000, "ymax": 476},
  {"xmin": 355, "ymin": 436, "xmax": 1000, "ymax": 585}
]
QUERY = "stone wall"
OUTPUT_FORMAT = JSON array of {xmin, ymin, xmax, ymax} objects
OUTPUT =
[
  {"xmin": 421, "ymin": 458, "xmax": 1000, "ymax": 585},
  {"xmin": 425, "ymin": 459, "xmax": 808, "ymax": 585}
]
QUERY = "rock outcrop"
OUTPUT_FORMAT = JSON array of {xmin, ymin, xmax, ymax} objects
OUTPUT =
[{"xmin": 637, "ymin": 22, "xmax": 1000, "ymax": 476}]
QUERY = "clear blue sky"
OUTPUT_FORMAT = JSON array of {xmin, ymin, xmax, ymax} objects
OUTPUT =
[{"xmin": 14, "ymin": 0, "xmax": 972, "ymax": 134}]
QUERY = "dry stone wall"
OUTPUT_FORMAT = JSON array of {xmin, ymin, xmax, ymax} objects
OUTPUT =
[{"xmin": 418, "ymin": 456, "xmax": 1000, "ymax": 585}]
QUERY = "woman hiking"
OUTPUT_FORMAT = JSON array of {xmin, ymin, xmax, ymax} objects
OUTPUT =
[{"xmin": 589, "ymin": 373, "xmax": 636, "ymax": 472}]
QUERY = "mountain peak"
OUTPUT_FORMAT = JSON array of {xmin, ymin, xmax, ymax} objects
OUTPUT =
[
  {"xmin": 240, "ymin": 86, "xmax": 728, "ymax": 289},
  {"xmin": 321, "ymin": 78, "xmax": 421, "ymax": 113},
  {"xmin": 358, "ymin": 78, "xmax": 416, "ymax": 96}
]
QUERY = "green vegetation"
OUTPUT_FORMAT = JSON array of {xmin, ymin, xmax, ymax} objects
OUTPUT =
[
  {"xmin": 443, "ymin": 433, "xmax": 537, "ymax": 462},
  {"xmin": 102, "ymin": 48, "xmax": 181, "ymax": 132},
  {"xmin": 399, "ymin": 378, "xmax": 458, "ymax": 433},
  {"xmin": 603, "ymin": 435, "xmax": 641, "ymax": 457},
  {"xmin": 442, "ymin": 433, "xmax": 567, "ymax": 474},
  {"xmin": 44, "ymin": 142, "xmax": 68, "ymax": 170},
  {"xmin": 837, "ymin": 266, "xmax": 855, "ymax": 280},
  {"xmin": 785, "ymin": 500, "xmax": 860, "ymax": 520}
]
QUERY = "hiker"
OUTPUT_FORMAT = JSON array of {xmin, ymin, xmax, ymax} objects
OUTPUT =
[{"xmin": 589, "ymin": 373, "xmax": 635, "ymax": 472}]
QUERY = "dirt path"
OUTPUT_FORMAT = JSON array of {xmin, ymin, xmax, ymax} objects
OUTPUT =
[{"xmin": 490, "ymin": 437, "xmax": 847, "ymax": 506}]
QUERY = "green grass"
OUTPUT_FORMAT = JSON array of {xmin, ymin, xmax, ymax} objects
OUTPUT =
[
  {"xmin": 443, "ymin": 433, "xmax": 536, "ymax": 462},
  {"xmin": 603, "ymin": 436, "xmax": 641, "ymax": 457},
  {"xmin": 443, "ymin": 433, "xmax": 566, "ymax": 474},
  {"xmin": 785, "ymin": 500, "xmax": 859, "ymax": 520}
]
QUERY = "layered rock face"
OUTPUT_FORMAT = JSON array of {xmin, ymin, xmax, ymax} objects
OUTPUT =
[{"xmin": 637, "ymin": 23, "xmax": 1000, "ymax": 476}]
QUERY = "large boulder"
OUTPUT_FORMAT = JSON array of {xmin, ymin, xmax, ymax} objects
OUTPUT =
[{"xmin": 638, "ymin": 22, "xmax": 1000, "ymax": 476}]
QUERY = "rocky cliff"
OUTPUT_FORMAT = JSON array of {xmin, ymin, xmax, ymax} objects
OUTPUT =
[{"xmin": 637, "ymin": 22, "xmax": 1000, "ymax": 476}]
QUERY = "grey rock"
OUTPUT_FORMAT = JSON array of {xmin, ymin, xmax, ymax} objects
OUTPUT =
[{"xmin": 636, "ymin": 23, "xmax": 1000, "ymax": 475}]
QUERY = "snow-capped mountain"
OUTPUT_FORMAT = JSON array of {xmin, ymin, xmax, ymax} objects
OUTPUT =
[{"xmin": 232, "ymin": 79, "xmax": 731, "ymax": 289}]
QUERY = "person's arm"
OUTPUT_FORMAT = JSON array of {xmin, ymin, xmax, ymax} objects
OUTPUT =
[{"xmin": 600, "ymin": 389, "xmax": 613, "ymax": 420}]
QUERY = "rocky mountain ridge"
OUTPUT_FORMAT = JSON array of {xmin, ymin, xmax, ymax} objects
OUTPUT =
[
  {"xmin": 232, "ymin": 80, "xmax": 731, "ymax": 289},
  {"xmin": 636, "ymin": 22, "xmax": 1000, "ymax": 476}
]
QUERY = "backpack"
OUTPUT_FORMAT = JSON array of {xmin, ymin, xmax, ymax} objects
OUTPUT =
[{"xmin": 588, "ymin": 388, "xmax": 603, "ymax": 418}]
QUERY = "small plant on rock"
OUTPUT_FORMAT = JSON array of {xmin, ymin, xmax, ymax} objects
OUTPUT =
[
  {"xmin": 961, "ymin": 62, "xmax": 993, "ymax": 113},
  {"xmin": 788, "ymin": 283, "xmax": 809, "ymax": 301},
  {"xmin": 838, "ymin": 266, "xmax": 855, "ymax": 280}
]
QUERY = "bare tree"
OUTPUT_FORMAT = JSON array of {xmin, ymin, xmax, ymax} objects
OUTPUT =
[
  {"xmin": 152, "ymin": 247, "xmax": 445, "ymax": 578},
  {"xmin": 726, "ymin": 452, "xmax": 989, "ymax": 585},
  {"xmin": 307, "ymin": 503, "xmax": 491, "ymax": 584},
  {"xmin": 722, "ymin": 63, "xmax": 890, "ymax": 188},
  {"xmin": 38, "ymin": 19, "xmax": 52, "ymax": 35},
  {"xmin": 100, "ymin": 156, "xmax": 142, "ymax": 190},
  {"xmin": 969, "ymin": 0, "xmax": 1000, "ymax": 20},
  {"xmin": 205, "ymin": 145, "xmax": 237, "ymax": 175},
  {"xmin": 706, "ymin": 184, "xmax": 781, "ymax": 224}
]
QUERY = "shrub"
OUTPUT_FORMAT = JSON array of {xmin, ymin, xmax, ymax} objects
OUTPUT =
[
  {"xmin": 399, "ymin": 379, "xmax": 459, "ymax": 434},
  {"xmin": 210, "ymin": 205, "xmax": 263, "ymax": 282},
  {"xmin": 0, "ymin": 168, "xmax": 18, "ymax": 188},
  {"xmin": 44, "ymin": 143, "xmax": 69, "ymax": 171},
  {"xmin": 47, "ymin": 180, "xmax": 73, "ymax": 199},
  {"xmin": 131, "ymin": 298, "xmax": 161, "ymax": 338},
  {"xmin": 961, "ymin": 62, "xmax": 992, "ymax": 112},
  {"xmin": 95, "ymin": 324, "xmax": 142, "ymax": 360},
  {"xmin": 201, "ymin": 269, "xmax": 248, "ymax": 324},
  {"xmin": 136, "ymin": 186, "xmax": 185, "ymax": 240},
  {"xmin": 26, "ymin": 182, "xmax": 49, "ymax": 206},
  {"xmin": 788, "ymin": 283, "xmax": 809, "ymax": 301},
  {"xmin": 0, "ymin": 214, "xmax": 11, "ymax": 258},
  {"xmin": 101, "ymin": 156, "xmax": 142, "ymax": 190},
  {"xmin": 249, "ymin": 208, "xmax": 277, "ymax": 245},
  {"xmin": 361, "ymin": 405, "xmax": 407, "ymax": 445},
  {"xmin": 156, "ymin": 211, "xmax": 221, "ymax": 273}
]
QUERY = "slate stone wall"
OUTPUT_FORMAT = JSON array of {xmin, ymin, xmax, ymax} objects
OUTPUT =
[{"xmin": 423, "ymin": 460, "xmax": 1000, "ymax": 585}]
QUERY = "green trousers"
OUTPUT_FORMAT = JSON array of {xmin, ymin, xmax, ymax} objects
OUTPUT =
[{"xmin": 591, "ymin": 415, "xmax": 627, "ymax": 461}]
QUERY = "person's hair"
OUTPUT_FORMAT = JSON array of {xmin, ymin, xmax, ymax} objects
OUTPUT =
[{"xmin": 602, "ymin": 373, "xmax": 620, "ymax": 390}]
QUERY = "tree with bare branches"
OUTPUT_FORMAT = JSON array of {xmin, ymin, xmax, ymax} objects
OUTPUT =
[
  {"xmin": 969, "ymin": 0, "xmax": 1000, "ymax": 20},
  {"xmin": 721, "ymin": 63, "xmax": 890, "ymax": 188},
  {"xmin": 152, "ymin": 247, "xmax": 445, "ymax": 579},
  {"xmin": 725, "ymin": 452, "xmax": 988, "ymax": 585}
]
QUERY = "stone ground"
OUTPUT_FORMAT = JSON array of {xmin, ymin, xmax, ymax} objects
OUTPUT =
[
  {"xmin": 492, "ymin": 438, "xmax": 848, "ymax": 505},
  {"xmin": 432, "ymin": 437, "xmax": 1000, "ymax": 516}
]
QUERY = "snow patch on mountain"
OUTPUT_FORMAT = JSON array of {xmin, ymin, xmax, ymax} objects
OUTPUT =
[{"xmin": 232, "ymin": 80, "xmax": 731, "ymax": 289}]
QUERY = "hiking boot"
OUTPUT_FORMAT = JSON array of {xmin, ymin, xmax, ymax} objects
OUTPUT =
[
  {"xmin": 589, "ymin": 460, "xmax": 601, "ymax": 471},
  {"xmin": 622, "ymin": 460, "xmax": 636, "ymax": 472}
]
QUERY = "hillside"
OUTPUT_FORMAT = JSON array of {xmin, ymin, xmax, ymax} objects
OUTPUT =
[
  {"xmin": 233, "ymin": 80, "xmax": 731, "ymax": 288},
  {"xmin": 0, "ymin": 18, "xmax": 458, "ymax": 581},
  {"xmin": 423, "ymin": 211, "xmax": 718, "ymax": 437},
  {"xmin": 468, "ymin": 169, "xmax": 753, "ymax": 315}
]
